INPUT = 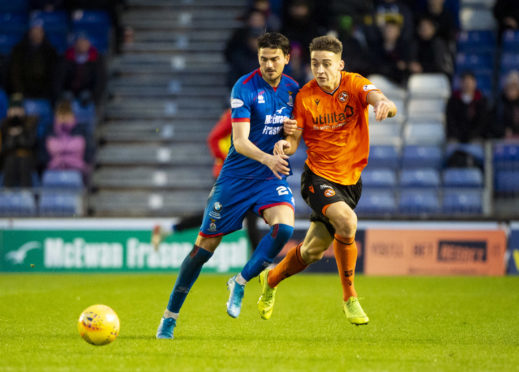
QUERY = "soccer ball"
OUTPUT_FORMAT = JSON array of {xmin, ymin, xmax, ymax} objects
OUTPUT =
[{"xmin": 77, "ymin": 304, "xmax": 120, "ymax": 346}]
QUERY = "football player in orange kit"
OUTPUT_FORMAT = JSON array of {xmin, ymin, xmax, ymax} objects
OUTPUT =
[{"xmin": 257, "ymin": 35, "xmax": 397, "ymax": 325}]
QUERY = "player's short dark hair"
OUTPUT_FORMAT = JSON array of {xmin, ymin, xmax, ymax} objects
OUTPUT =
[
  {"xmin": 257, "ymin": 32, "xmax": 290, "ymax": 55},
  {"xmin": 309, "ymin": 35, "xmax": 343, "ymax": 55}
]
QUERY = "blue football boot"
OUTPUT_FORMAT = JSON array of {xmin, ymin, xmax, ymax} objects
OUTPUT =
[
  {"xmin": 226, "ymin": 275, "xmax": 245, "ymax": 318},
  {"xmin": 156, "ymin": 317, "xmax": 176, "ymax": 339}
]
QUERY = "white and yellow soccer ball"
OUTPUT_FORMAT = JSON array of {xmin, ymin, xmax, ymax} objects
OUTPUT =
[{"xmin": 77, "ymin": 304, "xmax": 120, "ymax": 346}]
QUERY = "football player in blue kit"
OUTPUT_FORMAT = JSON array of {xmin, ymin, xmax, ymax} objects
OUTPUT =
[{"xmin": 156, "ymin": 32, "xmax": 300, "ymax": 339}]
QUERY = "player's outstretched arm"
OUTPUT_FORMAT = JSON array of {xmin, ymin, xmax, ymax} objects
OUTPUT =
[
  {"xmin": 232, "ymin": 120, "xmax": 290, "ymax": 179},
  {"xmin": 367, "ymin": 91, "xmax": 397, "ymax": 121},
  {"xmin": 275, "ymin": 118, "xmax": 302, "ymax": 156}
]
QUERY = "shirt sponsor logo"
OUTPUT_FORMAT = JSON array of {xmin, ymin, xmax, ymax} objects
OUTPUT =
[
  {"xmin": 231, "ymin": 98, "xmax": 244, "ymax": 108},
  {"xmin": 363, "ymin": 84, "xmax": 377, "ymax": 91},
  {"xmin": 311, "ymin": 105, "xmax": 354, "ymax": 128},
  {"xmin": 265, "ymin": 114, "xmax": 288, "ymax": 125}
]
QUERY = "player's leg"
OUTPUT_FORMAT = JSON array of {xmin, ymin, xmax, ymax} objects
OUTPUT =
[
  {"xmin": 258, "ymin": 221, "xmax": 332, "ymax": 319},
  {"xmin": 325, "ymin": 200, "xmax": 368, "ymax": 325},
  {"xmin": 157, "ymin": 235, "xmax": 221, "ymax": 339}
]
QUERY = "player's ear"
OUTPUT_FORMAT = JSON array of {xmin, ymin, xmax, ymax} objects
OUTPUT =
[
  {"xmin": 339, "ymin": 59, "xmax": 345, "ymax": 70},
  {"xmin": 284, "ymin": 53, "xmax": 290, "ymax": 65}
]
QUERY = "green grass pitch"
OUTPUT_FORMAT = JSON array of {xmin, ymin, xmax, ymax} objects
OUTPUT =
[{"xmin": 1, "ymin": 274, "xmax": 518, "ymax": 371}]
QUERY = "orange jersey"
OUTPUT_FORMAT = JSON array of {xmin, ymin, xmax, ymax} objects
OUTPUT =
[{"xmin": 293, "ymin": 71, "xmax": 379, "ymax": 185}]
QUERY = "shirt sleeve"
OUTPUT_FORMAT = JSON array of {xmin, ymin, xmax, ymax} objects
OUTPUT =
[
  {"xmin": 230, "ymin": 81, "xmax": 252, "ymax": 122},
  {"xmin": 293, "ymin": 91, "xmax": 306, "ymax": 130},
  {"xmin": 352, "ymin": 74, "xmax": 380, "ymax": 107}
]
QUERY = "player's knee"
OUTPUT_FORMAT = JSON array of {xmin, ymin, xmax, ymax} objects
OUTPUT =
[{"xmin": 331, "ymin": 212, "xmax": 357, "ymax": 237}]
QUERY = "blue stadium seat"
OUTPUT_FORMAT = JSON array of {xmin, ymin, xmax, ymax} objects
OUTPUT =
[
  {"xmin": 369, "ymin": 145, "xmax": 400, "ymax": 169},
  {"xmin": 493, "ymin": 143, "xmax": 519, "ymax": 169},
  {"xmin": 0, "ymin": 32, "xmax": 23, "ymax": 55},
  {"xmin": 398, "ymin": 190, "xmax": 440, "ymax": 214},
  {"xmin": 442, "ymin": 189, "xmax": 483, "ymax": 214},
  {"xmin": 72, "ymin": 100, "xmax": 97, "ymax": 136},
  {"xmin": 362, "ymin": 168, "xmax": 397, "ymax": 188},
  {"xmin": 23, "ymin": 99, "xmax": 53, "ymax": 138},
  {"xmin": 42, "ymin": 170, "xmax": 83, "ymax": 189},
  {"xmin": 30, "ymin": 10, "xmax": 69, "ymax": 53},
  {"xmin": 0, "ymin": 88, "xmax": 7, "ymax": 118},
  {"xmin": 445, "ymin": 142, "xmax": 484, "ymax": 168},
  {"xmin": 356, "ymin": 189, "xmax": 397, "ymax": 215},
  {"xmin": 443, "ymin": 168, "xmax": 483, "ymax": 188},
  {"xmin": 0, "ymin": 13, "xmax": 28, "ymax": 35},
  {"xmin": 495, "ymin": 170, "xmax": 519, "ymax": 194},
  {"xmin": 500, "ymin": 53, "xmax": 519, "ymax": 76},
  {"xmin": 401, "ymin": 145, "xmax": 442, "ymax": 169},
  {"xmin": 404, "ymin": 122, "xmax": 446, "ymax": 146},
  {"xmin": 455, "ymin": 52, "xmax": 494, "ymax": 74},
  {"xmin": 457, "ymin": 30, "xmax": 495, "ymax": 53},
  {"xmin": 39, "ymin": 191, "xmax": 83, "ymax": 216},
  {"xmin": 502, "ymin": 30, "xmax": 519, "ymax": 53},
  {"xmin": 0, "ymin": 0, "xmax": 28, "ymax": 13},
  {"xmin": 0, "ymin": 190, "xmax": 36, "ymax": 217},
  {"xmin": 72, "ymin": 10, "xmax": 111, "ymax": 53},
  {"xmin": 400, "ymin": 168, "xmax": 441, "ymax": 188}
]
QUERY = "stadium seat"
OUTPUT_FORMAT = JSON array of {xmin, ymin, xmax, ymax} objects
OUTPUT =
[
  {"xmin": 356, "ymin": 189, "xmax": 397, "ymax": 215},
  {"xmin": 0, "ymin": 0, "xmax": 28, "ymax": 13},
  {"xmin": 404, "ymin": 122, "xmax": 446, "ymax": 146},
  {"xmin": 42, "ymin": 170, "xmax": 83, "ymax": 189},
  {"xmin": 495, "ymin": 170, "xmax": 519, "ymax": 194},
  {"xmin": 72, "ymin": 10, "xmax": 111, "ymax": 53},
  {"xmin": 445, "ymin": 142, "xmax": 485, "ymax": 168},
  {"xmin": 400, "ymin": 168, "xmax": 441, "ymax": 188},
  {"xmin": 0, "ymin": 189, "xmax": 36, "ymax": 217},
  {"xmin": 39, "ymin": 191, "xmax": 83, "ymax": 216},
  {"xmin": 407, "ymin": 99, "xmax": 446, "ymax": 122},
  {"xmin": 460, "ymin": 7, "xmax": 496, "ymax": 31},
  {"xmin": 457, "ymin": 30, "xmax": 496, "ymax": 53},
  {"xmin": 493, "ymin": 142, "xmax": 519, "ymax": 169},
  {"xmin": 455, "ymin": 52, "xmax": 494, "ymax": 74},
  {"xmin": 72, "ymin": 100, "xmax": 97, "ymax": 136},
  {"xmin": 0, "ymin": 12, "xmax": 28, "ymax": 35},
  {"xmin": 407, "ymin": 73, "xmax": 451, "ymax": 100},
  {"xmin": 23, "ymin": 99, "xmax": 53, "ymax": 138},
  {"xmin": 0, "ymin": 33, "xmax": 23, "ymax": 55},
  {"xmin": 367, "ymin": 74, "xmax": 407, "ymax": 101},
  {"xmin": 502, "ymin": 30, "xmax": 519, "ymax": 53},
  {"xmin": 368, "ymin": 145, "xmax": 400, "ymax": 169},
  {"xmin": 369, "ymin": 122, "xmax": 402, "ymax": 146},
  {"xmin": 442, "ymin": 189, "xmax": 483, "ymax": 214},
  {"xmin": 0, "ymin": 88, "xmax": 7, "ymax": 118},
  {"xmin": 398, "ymin": 189, "xmax": 441, "ymax": 214},
  {"xmin": 401, "ymin": 145, "xmax": 443, "ymax": 169},
  {"xmin": 362, "ymin": 168, "xmax": 397, "ymax": 188},
  {"xmin": 443, "ymin": 168, "xmax": 483, "ymax": 188}
]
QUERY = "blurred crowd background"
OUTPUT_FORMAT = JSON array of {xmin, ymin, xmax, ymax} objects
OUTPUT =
[{"xmin": 0, "ymin": 0, "xmax": 518, "ymax": 220}]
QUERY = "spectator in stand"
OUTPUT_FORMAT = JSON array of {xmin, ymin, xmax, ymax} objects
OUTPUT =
[
  {"xmin": 494, "ymin": 0, "xmax": 519, "ymax": 39},
  {"xmin": 281, "ymin": 0, "xmax": 322, "ymax": 62},
  {"xmin": 337, "ymin": 16, "xmax": 375, "ymax": 77},
  {"xmin": 59, "ymin": 33, "xmax": 105, "ymax": 105},
  {"xmin": 224, "ymin": 10, "xmax": 266, "ymax": 88},
  {"xmin": 249, "ymin": 0, "xmax": 281, "ymax": 32},
  {"xmin": 370, "ymin": 16, "xmax": 411, "ymax": 86},
  {"xmin": 446, "ymin": 71, "xmax": 490, "ymax": 143},
  {"xmin": 418, "ymin": 0, "xmax": 458, "ymax": 47},
  {"xmin": 409, "ymin": 16, "xmax": 453, "ymax": 78},
  {"xmin": 374, "ymin": 0, "xmax": 415, "ymax": 42},
  {"xmin": 284, "ymin": 41, "xmax": 310, "ymax": 86},
  {"xmin": 7, "ymin": 19, "xmax": 59, "ymax": 101},
  {"xmin": 0, "ymin": 95, "xmax": 38, "ymax": 187},
  {"xmin": 29, "ymin": 0, "xmax": 65, "ymax": 11},
  {"xmin": 496, "ymin": 70, "xmax": 519, "ymax": 139},
  {"xmin": 45, "ymin": 100, "xmax": 88, "ymax": 177}
]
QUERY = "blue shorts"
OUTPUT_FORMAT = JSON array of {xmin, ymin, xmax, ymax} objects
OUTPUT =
[{"xmin": 200, "ymin": 175, "xmax": 295, "ymax": 237}]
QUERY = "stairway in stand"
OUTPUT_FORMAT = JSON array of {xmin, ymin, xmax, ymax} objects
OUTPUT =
[{"xmin": 90, "ymin": 0, "xmax": 245, "ymax": 216}]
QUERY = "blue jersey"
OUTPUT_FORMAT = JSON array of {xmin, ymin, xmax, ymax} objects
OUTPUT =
[{"xmin": 220, "ymin": 69, "xmax": 299, "ymax": 179}]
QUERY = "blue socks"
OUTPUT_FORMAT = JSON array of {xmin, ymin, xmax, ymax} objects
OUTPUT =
[
  {"xmin": 240, "ymin": 224, "xmax": 294, "ymax": 281},
  {"xmin": 167, "ymin": 245, "xmax": 213, "ymax": 313}
]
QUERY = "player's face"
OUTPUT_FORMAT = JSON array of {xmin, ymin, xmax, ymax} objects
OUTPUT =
[
  {"xmin": 310, "ymin": 50, "xmax": 344, "ymax": 92},
  {"xmin": 258, "ymin": 47, "xmax": 290, "ymax": 86}
]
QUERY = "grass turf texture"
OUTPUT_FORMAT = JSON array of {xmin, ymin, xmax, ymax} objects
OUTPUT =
[{"xmin": 1, "ymin": 274, "xmax": 518, "ymax": 372}]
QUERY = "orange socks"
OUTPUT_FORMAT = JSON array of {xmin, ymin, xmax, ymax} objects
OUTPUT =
[
  {"xmin": 333, "ymin": 234, "xmax": 358, "ymax": 301},
  {"xmin": 267, "ymin": 243, "xmax": 307, "ymax": 288}
]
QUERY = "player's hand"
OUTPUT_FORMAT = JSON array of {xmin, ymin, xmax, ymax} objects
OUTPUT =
[
  {"xmin": 274, "ymin": 140, "xmax": 291, "ymax": 156},
  {"xmin": 373, "ymin": 100, "xmax": 395, "ymax": 121},
  {"xmin": 283, "ymin": 118, "xmax": 298, "ymax": 136},
  {"xmin": 264, "ymin": 153, "xmax": 290, "ymax": 180}
]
